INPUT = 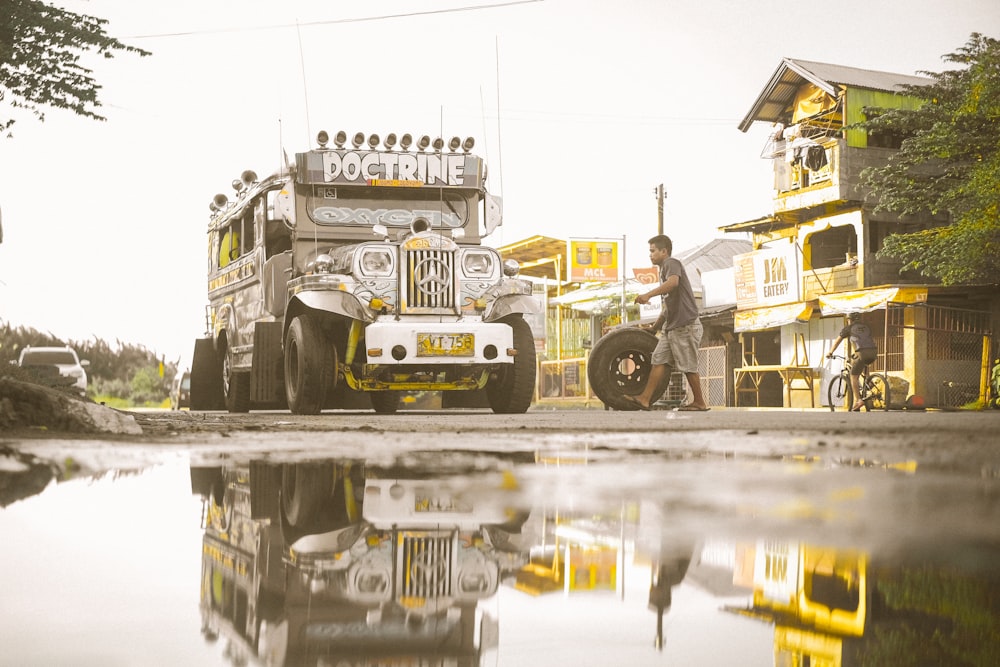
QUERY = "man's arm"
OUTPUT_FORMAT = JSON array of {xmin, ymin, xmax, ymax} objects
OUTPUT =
[
  {"xmin": 827, "ymin": 335, "xmax": 843, "ymax": 357},
  {"xmin": 638, "ymin": 312, "xmax": 666, "ymax": 332},
  {"xmin": 635, "ymin": 274, "xmax": 679, "ymax": 305}
]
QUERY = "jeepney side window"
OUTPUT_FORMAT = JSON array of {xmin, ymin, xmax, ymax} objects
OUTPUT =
[
  {"xmin": 264, "ymin": 189, "xmax": 293, "ymax": 258},
  {"xmin": 241, "ymin": 208, "xmax": 255, "ymax": 255},
  {"xmin": 219, "ymin": 219, "xmax": 241, "ymax": 268},
  {"xmin": 209, "ymin": 230, "xmax": 219, "ymax": 272}
]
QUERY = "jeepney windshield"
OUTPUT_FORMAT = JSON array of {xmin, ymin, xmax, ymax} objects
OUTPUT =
[{"xmin": 306, "ymin": 186, "xmax": 474, "ymax": 229}]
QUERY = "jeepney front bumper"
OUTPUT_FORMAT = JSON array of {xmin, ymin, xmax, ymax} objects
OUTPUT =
[{"xmin": 362, "ymin": 319, "xmax": 515, "ymax": 365}]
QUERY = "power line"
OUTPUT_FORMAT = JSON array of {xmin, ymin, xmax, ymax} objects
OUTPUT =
[
  {"xmin": 448, "ymin": 105, "xmax": 741, "ymax": 126},
  {"xmin": 124, "ymin": 0, "xmax": 543, "ymax": 39}
]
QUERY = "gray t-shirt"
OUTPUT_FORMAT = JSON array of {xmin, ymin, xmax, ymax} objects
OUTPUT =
[
  {"xmin": 840, "ymin": 321, "xmax": 876, "ymax": 351},
  {"xmin": 659, "ymin": 256, "xmax": 698, "ymax": 331}
]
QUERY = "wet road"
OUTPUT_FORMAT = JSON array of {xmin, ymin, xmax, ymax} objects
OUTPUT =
[{"xmin": 2, "ymin": 407, "xmax": 999, "ymax": 665}]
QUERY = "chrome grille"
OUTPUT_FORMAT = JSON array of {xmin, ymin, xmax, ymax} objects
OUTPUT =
[
  {"xmin": 399, "ymin": 534, "xmax": 452, "ymax": 599},
  {"xmin": 404, "ymin": 248, "xmax": 456, "ymax": 311}
]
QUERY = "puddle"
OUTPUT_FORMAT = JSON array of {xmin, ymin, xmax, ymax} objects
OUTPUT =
[{"xmin": 2, "ymin": 446, "xmax": 998, "ymax": 665}]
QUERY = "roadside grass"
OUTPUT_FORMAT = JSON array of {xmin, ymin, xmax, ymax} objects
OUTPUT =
[{"xmin": 93, "ymin": 394, "xmax": 171, "ymax": 410}]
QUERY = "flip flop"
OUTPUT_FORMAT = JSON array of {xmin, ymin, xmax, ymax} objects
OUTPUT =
[
  {"xmin": 623, "ymin": 395, "xmax": 651, "ymax": 411},
  {"xmin": 677, "ymin": 404, "xmax": 710, "ymax": 412}
]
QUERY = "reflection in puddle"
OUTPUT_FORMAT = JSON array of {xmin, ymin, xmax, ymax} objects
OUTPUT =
[
  {"xmin": 2, "ymin": 450, "xmax": 998, "ymax": 665},
  {"xmin": 194, "ymin": 460, "xmax": 527, "ymax": 665}
]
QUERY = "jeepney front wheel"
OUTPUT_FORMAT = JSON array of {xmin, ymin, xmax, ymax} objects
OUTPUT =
[
  {"xmin": 587, "ymin": 327, "xmax": 663, "ymax": 411},
  {"xmin": 486, "ymin": 315, "xmax": 536, "ymax": 414},
  {"xmin": 284, "ymin": 315, "xmax": 336, "ymax": 415}
]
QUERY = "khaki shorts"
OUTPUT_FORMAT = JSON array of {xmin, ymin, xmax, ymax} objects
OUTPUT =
[{"xmin": 652, "ymin": 319, "xmax": 703, "ymax": 373}]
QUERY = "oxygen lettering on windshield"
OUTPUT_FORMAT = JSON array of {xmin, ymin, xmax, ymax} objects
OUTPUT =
[{"xmin": 313, "ymin": 207, "xmax": 463, "ymax": 228}]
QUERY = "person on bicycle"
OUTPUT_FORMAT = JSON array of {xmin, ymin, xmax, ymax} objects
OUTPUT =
[{"xmin": 827, "ymin": 312, "xmax": 878, "ymax": 411}]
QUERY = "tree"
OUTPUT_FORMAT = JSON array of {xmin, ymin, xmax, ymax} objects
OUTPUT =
[
  {"xmin": 860, "ymin": 33, "xmax": 1000, "ymax": 285},
  {"xmin": 0, "ymin": 0, "xmax": 150, "ymax": 137}
]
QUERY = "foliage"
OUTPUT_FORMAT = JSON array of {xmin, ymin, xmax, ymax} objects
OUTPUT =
[
  {"xmin": 858, "ymin": 565, "xmax": 1000, "ymax": 667},
  {"xmin": 0, "ymin": 320, "xmax": 176, "ymax": 406},
  {"xmin": 0, "ymin": 0, "xmax": 150, "ymax": 137},
  {"xmin": 859, "ymin": 33, "xmax": 1000, "ymax": 285}
]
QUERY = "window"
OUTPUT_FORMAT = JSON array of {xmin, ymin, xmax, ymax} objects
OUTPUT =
[{"xmin": 807, "ymin": 226, "xmax": 857, "ymax": 270}]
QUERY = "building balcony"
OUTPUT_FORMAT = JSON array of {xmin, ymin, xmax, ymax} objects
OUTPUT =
[{"xmin": 771, "ymin": 139, "xmax": 895, "ymax": 213}]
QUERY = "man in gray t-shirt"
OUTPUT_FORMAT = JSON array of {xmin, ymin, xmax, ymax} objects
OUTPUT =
[
  {"xmin": 827, "ymin": 312, "xmax": 878, "ymax": 411},
  {"xmin": 629, "ymin": 234, "xmax": 708, "ymax": 411}
]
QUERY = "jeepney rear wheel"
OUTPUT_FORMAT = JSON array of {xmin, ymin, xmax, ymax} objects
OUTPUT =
[
  {"xmin": 369, "ymin": 391, "xmax": 400, "ymax": 414},
  {"xmin": 222, "ymin": 338, "xmax": 251, "ymax": 413},
  {"xmin": 587, "ymin": 327, "xmax": 663, "ymax": 411},
  {"xmin": 284, "ymin": 315, "xmax": 335, "ymax": 415},
  {"xmin": 486, "ymin": 315, "xmax": 536, "ymax": 414}
]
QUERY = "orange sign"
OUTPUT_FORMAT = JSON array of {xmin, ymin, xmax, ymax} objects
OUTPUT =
[
  {"xmin": 632, "ymin": 266, "xmax": 659, "ymax": 285},
  {"xmin": 569, "ymin": 239, "xmax": 619, "ymax": 282}
]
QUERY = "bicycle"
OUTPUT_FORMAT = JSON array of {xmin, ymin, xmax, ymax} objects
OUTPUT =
[{"xmin": 825, "ymin": 354, "xmax": 890, "ymax": 412}]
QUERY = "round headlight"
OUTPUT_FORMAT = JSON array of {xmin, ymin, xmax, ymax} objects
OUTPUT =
[
  {"xmin": 360, "ymin": 248, "xmax": 394, "ymax": 276},
  {"xmin": 462, "ymin": 251, "xmax": 494, "ymax": 276},
  {"xmin": 312, "ymin": 253, "xmax": 334, "ymax": 274},
  {"xmin": 502, "ymin": 259, "xmax": 520, "ymax": 277}
]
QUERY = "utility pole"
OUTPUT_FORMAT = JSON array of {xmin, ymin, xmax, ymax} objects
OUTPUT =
[{"xmin": 654, "ymin": 183, "xmax": 665, "ymax": 235}]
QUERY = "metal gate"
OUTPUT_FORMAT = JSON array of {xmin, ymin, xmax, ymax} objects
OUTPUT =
[{"xmin": 886, "ymin": 303, "xmax": 992, "ymax": 408}]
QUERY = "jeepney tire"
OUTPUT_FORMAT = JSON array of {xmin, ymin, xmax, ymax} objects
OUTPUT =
[
  {"xmin": 587, "ymin": 327, "xmax": 659, "ymax": 411},
  {"xmin": 226, "ymin": 372, "xmax": 251, "ymax": 413},
  {"xmin": 486, "ymin": 315, "xmax": 537, "ymax": 414},
  {"xmin": 249, "ymin": 462, "xmax": 283, "ymax": 522},
  {"xmin": 369, "ymin": 391, "xmax": 400, "ymax": 414},
  {"xmin": 284, "ymin": 315, "xmax": 335, "ymax": 415},
  {"xmin": 222, "ymin": 341, "xmax": 251, "ymax": 413},
  {"xmin": 190, "ymin": 337, "xmax": 224, "ymax": 410},
  {"xmin": 281, "ymin": 462, "xmax": 335, "ymax": 528},
  {"xmin": 190, "ymin": 466, "xmax": 224, "ymax": 498}
]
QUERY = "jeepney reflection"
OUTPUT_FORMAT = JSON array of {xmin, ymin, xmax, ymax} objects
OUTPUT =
[{"xmin": 191, "ymin": 460, "xmax": 529, "ymax": 667}]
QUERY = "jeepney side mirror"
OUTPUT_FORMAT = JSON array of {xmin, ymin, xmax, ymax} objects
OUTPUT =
[
  {"xmin": 484, "ymin": 193, "xmax": 502, "ymax": 236},
  {"xmin": 372, "ymin": 223, "xmax": 390, "ymax": 240}
]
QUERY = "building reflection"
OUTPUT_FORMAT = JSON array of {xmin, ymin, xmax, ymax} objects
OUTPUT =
[{"xmin": 728, "ymin": 539, "xmax": 1000, "ymax": 666}]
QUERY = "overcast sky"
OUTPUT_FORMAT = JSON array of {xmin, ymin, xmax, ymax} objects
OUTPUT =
[{"xmin": 1, "ymin": 0, "xmax": 997, "ymax": 364}]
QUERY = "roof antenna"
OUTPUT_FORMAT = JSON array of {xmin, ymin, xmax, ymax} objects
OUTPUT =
[
  {"xmin": 494, "ymin": 36, "xmax": 505, "ymax": 199},
  {"xmin": 296, "ymin": 19, "xmax": 312, "ymax": 145}
]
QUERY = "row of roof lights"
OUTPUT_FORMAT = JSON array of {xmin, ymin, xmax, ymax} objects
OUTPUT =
[
  {"xmin": 209, "ymin": 169, "xmax": 258, "ymax": 213},
  {"xmin": 316, "ymin": 130, "xmax": 475, "ymax": 153}
]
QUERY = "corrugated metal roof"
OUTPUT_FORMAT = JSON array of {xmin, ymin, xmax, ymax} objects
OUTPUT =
[
  {"xmin": 738, "ymin": 58, "xmax": 932, "ymax": 132},
  {"xmin": 675, "ymin": 238, "xmax": 753, "ymax": 292}
]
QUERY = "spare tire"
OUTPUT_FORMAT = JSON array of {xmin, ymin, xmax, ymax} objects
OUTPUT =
[{"xmin": 587, "ymin": 327, "xmax": 663, "ymax": 410}]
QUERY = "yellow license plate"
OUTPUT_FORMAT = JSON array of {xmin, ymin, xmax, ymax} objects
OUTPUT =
[
  {"xmin": 416, "ymin": 333, "xmax": 474, "ymax": 357},
  {"xmin": 415, "ymin": 495, "xmax": 472, "ymax": 513}
]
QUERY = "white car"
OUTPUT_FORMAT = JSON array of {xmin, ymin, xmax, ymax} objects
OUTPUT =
[{"xmin": 16, "ymin": 346, "xmax": 90, "ymax": 395}]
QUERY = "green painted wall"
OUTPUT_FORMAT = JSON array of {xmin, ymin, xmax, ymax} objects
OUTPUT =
[{"xmin": 845, "ymin": 87, "xmax": 926, "ymax": 147}]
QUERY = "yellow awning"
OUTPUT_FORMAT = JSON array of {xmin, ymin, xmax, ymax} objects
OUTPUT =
[
  {"xmin": 734, "ymin": 301, "xmax": 814, "ymax": 332},
  {"xmin": 818, "ymin": 287, "xmax": 928, "ymax": 314}
]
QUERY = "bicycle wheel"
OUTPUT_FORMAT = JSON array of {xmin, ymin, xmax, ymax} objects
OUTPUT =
[
  {"xmin": 863, "ymin": 373, "xmax": 890, "ymax": 411},
  {"xmin": 827, "ymin": 371, "xmax": 851, "ymax": 412}
]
